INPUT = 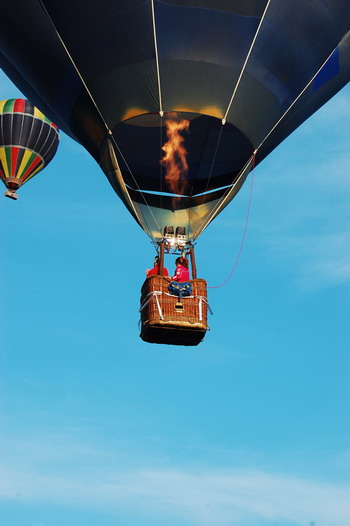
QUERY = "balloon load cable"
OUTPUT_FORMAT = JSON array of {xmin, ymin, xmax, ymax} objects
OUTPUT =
[{"xmin": 207, "ymin": 155, "xmax": 256, "ymax": 289}]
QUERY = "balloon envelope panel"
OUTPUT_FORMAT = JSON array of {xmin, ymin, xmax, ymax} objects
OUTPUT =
[{"xmin": 1, "ymin": 1, "xmax": 349, "ymax": 236}]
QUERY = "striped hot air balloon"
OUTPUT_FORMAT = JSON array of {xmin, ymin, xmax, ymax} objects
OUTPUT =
[{"xmin": 0, "ymin": 98, "xmax": 59, "ymax": 199}]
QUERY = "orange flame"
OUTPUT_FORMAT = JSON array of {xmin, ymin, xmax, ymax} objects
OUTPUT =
[{"xmin": 161, "ymin": 115, "xmax": 190, "ymax": 195}]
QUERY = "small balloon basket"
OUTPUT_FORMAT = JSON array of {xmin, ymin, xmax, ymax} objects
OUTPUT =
[{"xmin": 139, "ymin": 275, "xmax": 210, "ymax": 346}]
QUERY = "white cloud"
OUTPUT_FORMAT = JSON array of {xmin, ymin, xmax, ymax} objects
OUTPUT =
[
  {"xmin": 1, "ymin": 465, "xmax": 350, "ymax": 526},
  {"xmin": 1, "ymin": 434, "xmax": 350, "ymax": 526}
]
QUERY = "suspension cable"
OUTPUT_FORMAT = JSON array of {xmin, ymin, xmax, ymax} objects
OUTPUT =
[
  {"xmin": 222, "ymin": 0, "xmax": 272, "ymax": 124},
  {"xmin": 151, "ymin": 0, "xmax": 164, "ymax": 116},
  {"xmin": 201, "ymin": 123, "xmax": 224, "ymax": 205},
  {"xmin": 194, "ymin": 151, "xmax": 255, "ymax": 240},
  {"xmin": 111, "ymin": 138, "xmax": 162, "ymax": 232},
  {"xmin": 208, "ymin": 155, "xmax": 255, "ymax": 289},
  {"xmin": 38, "ymin": 0, "xmax": 110, "ymax": 135},
  {"xmin": 255, "ymin": 45, "xmax": 342, "ymax": 153},
  {"xmin": 38, "ymin": 0, "xmax": 161, "ymax": 236}
]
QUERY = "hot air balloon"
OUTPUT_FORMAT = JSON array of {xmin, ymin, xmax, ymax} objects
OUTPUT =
[
  {"xmin": 0, "ymin": 99, "xmax": 59, "ymax": 199},
  {"xmin": 0, "ymin": 1, "xmax": 349, "ymax": 343}
]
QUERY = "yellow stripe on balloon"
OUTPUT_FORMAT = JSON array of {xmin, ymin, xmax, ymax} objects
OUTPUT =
[
  {"xmin": 24, "ymin": 162, "xmax": 45, "ymax": 183},
  {"xmin": 0, "ymin": 100, "xmax": 7, "ymax": 113},
  {"xmin": 33, "ymin": 107, "xmax": 45, "ymax": 120},
  {"xmin": 17, "ymin": 149, "xmax": 35, "ymax": 178},
  {"xmin": 0, "ymin": 147, "xmax": 10, "ymax": 178}
]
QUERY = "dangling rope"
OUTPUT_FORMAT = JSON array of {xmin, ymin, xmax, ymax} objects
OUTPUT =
[{"xmin": 208, "ymin": 154, "xmax": 256, "ymax": 289}]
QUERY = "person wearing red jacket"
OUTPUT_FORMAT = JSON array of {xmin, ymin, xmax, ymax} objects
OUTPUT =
[
  {"xmin": 146, "ymin": 256, "xmax": 169, "ymax": 277},
  {"xmin": 171, "ymin": 257, "xmax": 190, "ymax": 282}
]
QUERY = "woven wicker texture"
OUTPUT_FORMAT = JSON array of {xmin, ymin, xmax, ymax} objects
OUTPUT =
[{"xmin": 140, "ymin": 275, "xmax": 208, "ymax": 345}]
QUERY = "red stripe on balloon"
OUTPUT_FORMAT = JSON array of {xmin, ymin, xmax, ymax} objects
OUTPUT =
[
  {"xmin": 22, "ymin": 156, "xmax": 42, "ymax": 181},
  {"xmin": 13, "ymin": 99, "xmax": 25, "ymax": 113},
  {"xmin": 11, "ymin": 147, "xmax": 20, "ymax": 177}
]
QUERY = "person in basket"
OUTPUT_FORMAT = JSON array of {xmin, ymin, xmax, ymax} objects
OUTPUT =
[
  {"xmin": 146, "ymin": 256, "xmax": 169, "ymax": 277},
  {"xmin": 171, "ymin": 257, "xmax": 190, "ymax": 282}
]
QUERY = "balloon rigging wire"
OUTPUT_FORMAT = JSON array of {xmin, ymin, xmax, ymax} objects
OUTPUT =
[
  {"xmin": 205, "ymin": 32, "xmax": 340, "ymax": 289},
  {"xmin": 200, "ymin": 123, "xmax": 224, "ymax": 205},
  {"xmin": 151, "ymin": 0, "xmax": 163, "ymax": 116},
  {"xmin": 38, "ymin": 0, "xmax": 161, "ymax": 236},
  {"xmin": 188, "ymin": 119, "xmax": 224, "ymax": 235},
  {"xmin": 222, "ymin": 0, "xmax": 272, "ymax": 123},
  {"xmin": 159, "ymin": 113, "xmax": 163, "ymax": 213},
  {"xmin": 195, "ymin": 32, "xmax": 341, "ymax": 240},
  {"xmin": 208, "ymin": 156, "xmax": 255, "ymax": 289},
  {"xmin": 203, "ymin": 37, "xmax": 339, "ymax": 271},
  {"xmin": 37, "ymin": 0, "xmax": 109, "ymax": 135},
  {"xmin": 194, "ymin": 152, "xmax": 255, "ymax": 239},
  {"xmin": 256, "ymin": 44, "xmax": 341, "ymax": 152},
  {"xmin": 111, "ymin": 138, "xmax": 162, "ymax": 233}
]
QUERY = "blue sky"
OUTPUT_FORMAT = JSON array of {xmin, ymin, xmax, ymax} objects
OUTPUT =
[{"xmin": 0, "ymin": 69, "xmax": 349, "ymax": 526}]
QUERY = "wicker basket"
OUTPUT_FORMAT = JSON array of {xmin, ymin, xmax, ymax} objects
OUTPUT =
[{"xmin": 140, "ymin": 275, "xmax": 209, "ymax": 346}]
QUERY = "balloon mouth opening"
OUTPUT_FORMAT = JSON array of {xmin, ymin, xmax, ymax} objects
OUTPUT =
[
  {"xmin": 114, "ymin": 112, "xmax": 254, "ymax": 196},
  {"xmin": 6, "ymin": 178, "xmax": 20, "ymax": 190}
]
